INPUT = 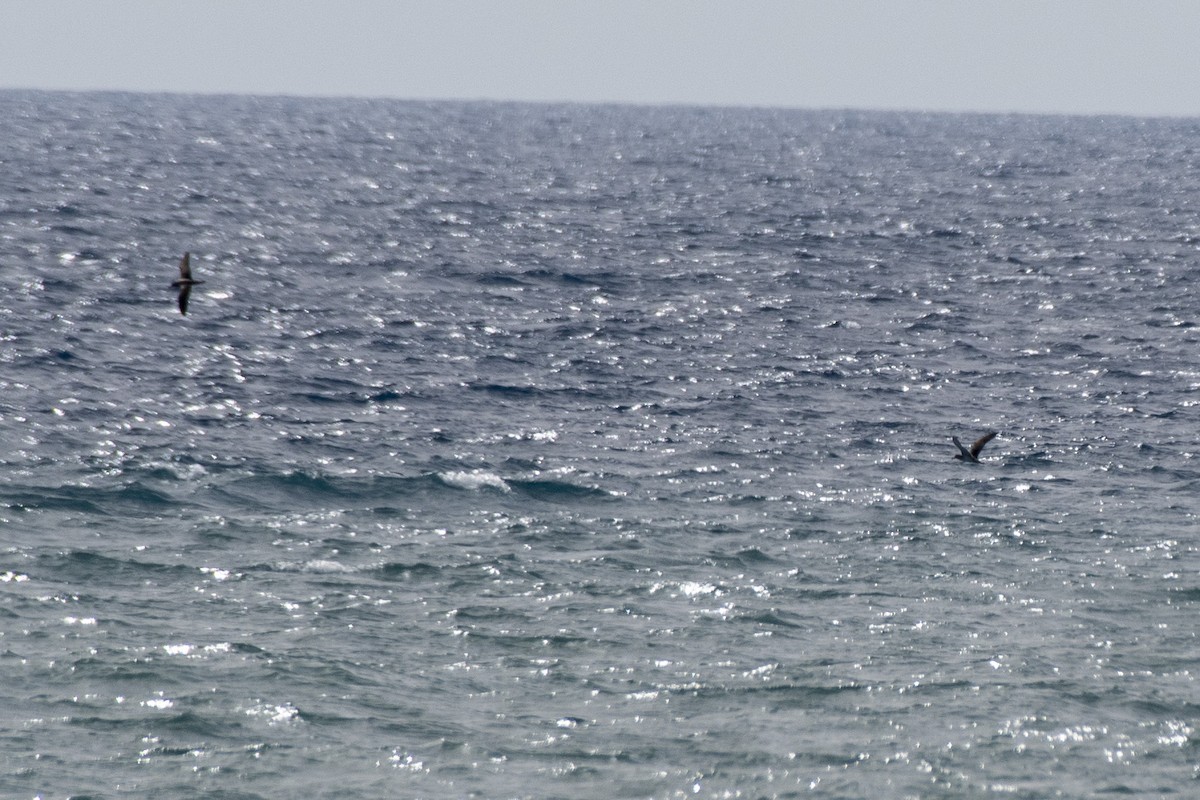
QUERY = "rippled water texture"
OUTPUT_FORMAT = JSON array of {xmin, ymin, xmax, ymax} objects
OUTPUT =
[{"xmin": 1, "ymin": 91, "xmax": 1198, "ymax": 798}]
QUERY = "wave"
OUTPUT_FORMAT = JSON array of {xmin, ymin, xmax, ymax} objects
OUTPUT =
[
  {"xmin": 199, "ymin": 466, "xmax": 613, "ymax": 514},
  {"xmin": 435, "ymin": 470, "xmax": 611, "ymax": 502},
  {"xmin": 507, "ymin": 477, "xmax": 613, "ymax": 502},
  {"xmin": 35, "ymin": 550, "xmax": 197, "ymax": 586},
  {"xmin": 0, "ymin": 482, "xmax": 176, "ymax": 516}
]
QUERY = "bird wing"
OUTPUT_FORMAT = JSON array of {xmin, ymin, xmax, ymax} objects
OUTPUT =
[
  {"xmin": 952, "ymin": 436, "xmax": 971, "ymax": 458},
  {"xmin": 969, "ymin": 431, "xmax": 998, "ymax": 458},
  {"xmin": 178, "ymin": 285, "xmax": 191, "ymax": 315},
  {"xmin": 179, "ymin": 252, "xmax": 192, "ymax": 280}
]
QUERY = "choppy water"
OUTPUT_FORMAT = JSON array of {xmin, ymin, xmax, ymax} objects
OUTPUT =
[{"xmin": 2, "ymin": 90, "xmax": 1199, "ymax": 798}]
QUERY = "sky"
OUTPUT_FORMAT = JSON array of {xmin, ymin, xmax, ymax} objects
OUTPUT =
[{"xmin": 4, "ymin": 0, "xmax": 1200, "ymax": 117}]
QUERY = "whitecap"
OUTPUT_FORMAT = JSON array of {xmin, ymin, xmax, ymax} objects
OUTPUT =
[
  {"xmin": 439, "ymin": 470, "xmax": 511, "ymax": 493},
  {"xmin": 243, "ymin": 701, "xmax": 300, "ymax": 725},
  {"xmin": 302, "ymin": 559, "xmax": 355, "ymax": 573}
]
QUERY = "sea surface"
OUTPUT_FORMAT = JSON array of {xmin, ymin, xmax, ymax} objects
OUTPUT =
[{"xmin": 1, "ymin": 90, "xmax": 1198, "ymax": 799}]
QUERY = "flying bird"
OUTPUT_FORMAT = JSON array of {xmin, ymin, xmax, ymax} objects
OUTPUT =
[
  {"xmin": 171, "ymin": 252, "xmax": 204, "ymax": 315},
  {"xmin": 953, "ymin": 431, "xmax": 998, "ymax": 463}
]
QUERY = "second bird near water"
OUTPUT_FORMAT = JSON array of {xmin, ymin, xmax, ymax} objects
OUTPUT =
[{"xmin": 953, "ymin": 431, "xmax": 998, "ymax": 463}]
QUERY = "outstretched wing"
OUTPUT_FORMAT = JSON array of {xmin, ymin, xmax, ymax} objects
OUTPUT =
[
  {"xmin": 179, "ymin": 252, "xmax": 192, "ymax": 281},
  {"xmin": 177, "ymin": 285, "xmax": 191, "ymax": 315},
  {"xmin": 951, "ymin": 436, "xmax": 971, "ymax": 459},
  {"xmin": 969, "ymin": 431, "xmax": 998, "ymax": 458}
]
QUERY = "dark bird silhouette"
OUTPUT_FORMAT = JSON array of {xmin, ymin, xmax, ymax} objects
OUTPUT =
[
  {"xmin": 171, "ymin": 252, "xmax": 204, "ymax": 315},
  {"xmin": 953, "ymin": 431, "xmax": 998, "ymax": 463}
]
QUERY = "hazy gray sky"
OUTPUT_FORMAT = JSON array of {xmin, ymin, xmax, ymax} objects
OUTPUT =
[{"xmin": 5, "ymin": 1, "xmax": 1200, "ymax": 116}]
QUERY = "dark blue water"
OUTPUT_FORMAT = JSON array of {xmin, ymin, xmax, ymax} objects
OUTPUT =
[{"xmin": 2, "ymin": 90, "xmax": 1199, "ymax": 798}]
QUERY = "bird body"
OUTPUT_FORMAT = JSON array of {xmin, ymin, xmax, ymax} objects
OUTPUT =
[
  {"xmin": 953, "ymin": 431, "xmax": 998, "ymax": 462},
  {"xmin": 171, "ymin": 252, "xmax": 203, "ymax": 315}
]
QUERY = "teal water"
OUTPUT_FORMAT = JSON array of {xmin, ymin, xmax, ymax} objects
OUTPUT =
[{"xmin": 1, "ymin": 91, "xmax": 1198, "ymax": 798}]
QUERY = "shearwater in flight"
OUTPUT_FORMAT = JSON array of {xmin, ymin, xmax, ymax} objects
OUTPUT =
[
  {"xmin": 953, "ymin": 431, "xmax": 998, "ymax": 463},
  {"xmin": 171, "ymin": 252, "xmax": 204, "ymax": 315}
]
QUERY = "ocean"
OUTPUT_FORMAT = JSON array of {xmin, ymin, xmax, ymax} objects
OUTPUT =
[{"xmin": 1, "ymin": 90, "xmax": 1198, "ymax": 799}]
